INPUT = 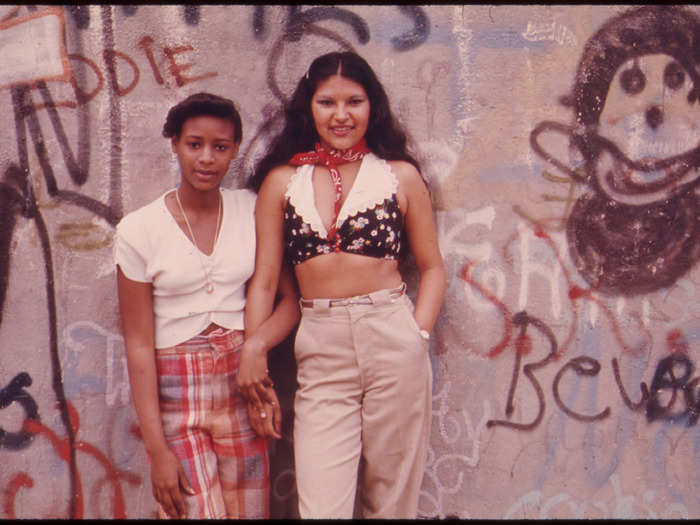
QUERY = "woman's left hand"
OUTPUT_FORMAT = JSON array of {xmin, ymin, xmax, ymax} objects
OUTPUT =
[
  {"xmin": 247, "ymin": 391, "xmax": 282, "ymax": 439},
  {"xmin": 238, "ymin": 338, "xmax": 276, "ymax": 412}
]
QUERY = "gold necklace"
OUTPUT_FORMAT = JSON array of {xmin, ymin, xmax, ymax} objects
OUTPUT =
[{"xmin": 174, "ymin": 188, "xmax": 222, "ymax": 294}]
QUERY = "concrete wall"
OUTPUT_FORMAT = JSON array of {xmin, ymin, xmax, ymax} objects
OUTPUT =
[{"xmin": 0, "ymin": 4, "xmax": 698, "ymax": 519}]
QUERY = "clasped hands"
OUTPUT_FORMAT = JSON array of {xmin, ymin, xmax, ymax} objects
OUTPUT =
[{"xmin": 238, "ymin": 339, "xmax": 281, "ymax": 439}]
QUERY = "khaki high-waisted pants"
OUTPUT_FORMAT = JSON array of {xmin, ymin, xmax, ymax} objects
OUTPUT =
[{"xmin": 293, "ymin": 284, "xmax": 432, "ymax": 518}]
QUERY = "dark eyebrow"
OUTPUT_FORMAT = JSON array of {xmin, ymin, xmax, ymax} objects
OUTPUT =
[{"xmin": 183, "ymin": 134, "xmax": 234, "ymax": 143}]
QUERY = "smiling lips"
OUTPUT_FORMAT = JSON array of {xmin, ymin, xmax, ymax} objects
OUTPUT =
[{"xmin": 331, "ymin": 126, "xmax": 353, "ymax": 136}]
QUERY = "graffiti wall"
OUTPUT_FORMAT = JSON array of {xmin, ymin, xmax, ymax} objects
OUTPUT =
[{"xmin": 0, "ymin": 4, "xmax": 697, "ymax": 519}]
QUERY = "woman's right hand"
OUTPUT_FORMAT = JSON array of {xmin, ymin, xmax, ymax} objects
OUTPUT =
[{"xmin": 149, "ymin": 447, "xmax": 195, "ymax": 518}]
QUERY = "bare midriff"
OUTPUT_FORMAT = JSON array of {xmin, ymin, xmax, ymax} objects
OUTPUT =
[{"xmin": 294, "ymin": 252, "xmax": 402, "ymax": 299}]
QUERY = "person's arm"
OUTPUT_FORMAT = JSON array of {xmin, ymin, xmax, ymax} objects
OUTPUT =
[
  {"xmin": 397, "ymin": 162, "xmax": 446, "ymax": 334},
  {"xmin": 117, "ymin": 267, "xmax": 194, "ymax": 518},
  {"xmin": 238, "ymin": 167, "xmax": 298, "ymax": 427},
  {"xmin": 240, "ymin": 265, "xmax": 299, "ymax": 439}
]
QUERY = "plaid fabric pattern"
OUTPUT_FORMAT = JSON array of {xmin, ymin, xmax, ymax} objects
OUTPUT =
[{"xmin": 155, "ymin": 328, "xmax": 269, "ymax": 518}]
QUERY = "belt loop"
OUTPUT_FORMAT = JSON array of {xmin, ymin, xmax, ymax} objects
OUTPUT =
[
  {"xmin": 315, "ymin": 299, "xmax": 331, "ymax": 314},
  {"xmin": 299, "ymin": 298, "xmax": 332, "ymax": 312}
]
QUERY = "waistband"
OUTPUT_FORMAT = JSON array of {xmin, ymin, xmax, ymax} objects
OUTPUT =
[
  {"xmin": 157, "ymin": 328, "xmax": 245, "ymax": 355},
  {"xmin": 299, "ymin": 282, "xmax": 406, "ymax": 310}
]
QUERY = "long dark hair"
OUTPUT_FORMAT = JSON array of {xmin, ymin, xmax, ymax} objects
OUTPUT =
[{"xmin": 248, "ymin": 52, "xmax": 420, "ymax": 191}]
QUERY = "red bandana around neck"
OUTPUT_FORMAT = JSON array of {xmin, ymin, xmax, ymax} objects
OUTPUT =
[{"xmin": 289, "ymin": 139, "xmax": 371, "ymax": 246}]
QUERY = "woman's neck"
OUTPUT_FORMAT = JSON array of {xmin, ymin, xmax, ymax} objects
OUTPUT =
[
  {"xmin": 177, "ymin": 184, "xmax": 220, "ymax": 211},
  {"xmin": 317, "ymin": 138, "xmax": 367, "ymax": 154}
]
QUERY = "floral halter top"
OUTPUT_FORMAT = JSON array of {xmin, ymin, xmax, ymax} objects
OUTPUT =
[{"xmin": 283, "ymin": 153, "xmax": 403, "ymax": 265}]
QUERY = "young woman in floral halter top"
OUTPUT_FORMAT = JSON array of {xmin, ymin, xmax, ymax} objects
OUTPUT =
[{"xmin": 241, "ymin": 52, "xmax": 446, "ymax": 519}]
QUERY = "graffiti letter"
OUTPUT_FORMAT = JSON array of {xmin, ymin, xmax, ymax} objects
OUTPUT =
[
  {"xmin": 553, "ymin": 356, "xmax": 611, "ymax": 422},
  {"xmin": 517, "ymin": 223, "xmax": 565, "ymax": 318},
  {"xmin": 0, "ymin": 372, "xmax": 40, "ymax": 450},
  {"xmin": 163, "ymin": 45, "xmax": 217, "ymax": 87},
  {"xmin": 102, "ymin": 49, "xmax": 140, "ymax": 97},
  {"xmin": 182, "ymin": 5, "xmax": 200, "ymax": 25},
  {"xmin": 65, "ymin": 5, "xmax": 90, "ymax": 30},
  {"xmin": 3, "ymin": 472, "xmax": 34, "ymax": 519},
  {"xmin": 487, "ymin": 312, "xmax": 558, "ymax": 431},
  {"xmin": 68, "ymin": 53, "xmax": 104, "ymax": 106},
  {"xmin": 646, "ymin": 354, "xmax": 695, "ymax": 425},
  {"xmin": 137, "ymin": 35, "xmax": 164, "ymax": 85},
  {"xmin": 392, "ymin": 6, "xmax": 430, "ymax": 51},
  {"xmin": 612, "ymin": 357, "xmax": 649, "ymax": 411}
]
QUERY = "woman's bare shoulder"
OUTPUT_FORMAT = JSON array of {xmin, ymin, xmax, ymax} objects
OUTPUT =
[
  {"xmin": 259, "ymin": 164, "xmax": 297, "ymax": 195},
  {"xmin": 386, "ymin": 160, "xmax": 425, "ymax": 190}
]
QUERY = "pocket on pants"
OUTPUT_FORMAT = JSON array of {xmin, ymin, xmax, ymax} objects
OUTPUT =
[
  {"xmin": 293, "ymin": 316, "xmax": 308, "ymax": 361},
  {"xmin": 399, "ymin": 298, "xmax": 429, "ymax": 350}
]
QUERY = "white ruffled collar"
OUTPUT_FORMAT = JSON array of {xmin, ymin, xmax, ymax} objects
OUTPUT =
[{"xmin": 285, "ymin": 153, "xmax": 398, "ymax": 238}]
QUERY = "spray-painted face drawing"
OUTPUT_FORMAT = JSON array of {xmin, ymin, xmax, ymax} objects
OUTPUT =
[
  {"xmin": 595, "ymin": 53, "xmax": 700, "ymax": 205},
  {"xmin": 530, "ymin": 5, "xmax": 700, "ymax": 296}
]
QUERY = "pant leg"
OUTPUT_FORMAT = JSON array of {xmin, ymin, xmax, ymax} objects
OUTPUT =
[
  {"xmin": 354, "ymin": 294, "xmax": 432, "ymax": 518},
  {"xmin": 207, "ymin": 330, "xmax": 269, "ymax": 519},
  {"xmin": 155, "ymin": 431, "xmax": 223, "ymax": 519},
  {"xmin": 293, "ymin": 306, "xmax": 364, "ymax": 518},
  {"xmin": 156, "ymin": 342, "xmax": 225, "ymax": 519}
]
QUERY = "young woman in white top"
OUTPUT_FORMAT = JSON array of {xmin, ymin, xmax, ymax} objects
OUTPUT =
[{"xmin": 115, "ymin": 92, "xmax": 299, "ymax": 519}]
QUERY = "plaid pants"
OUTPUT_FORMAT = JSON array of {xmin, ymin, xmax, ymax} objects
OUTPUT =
[{"xmin": 155, "ymin": 328, "xmax": 269, "ymax": 519}]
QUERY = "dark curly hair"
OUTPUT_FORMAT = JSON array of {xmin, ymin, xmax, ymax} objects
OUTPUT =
[
  {"xmin": 162, "ymin": 92, "xmax": 243, "ymax": 143},
  {"xmin": 248, "ymin": 52, "xmax": 420, "ymax": 191}
]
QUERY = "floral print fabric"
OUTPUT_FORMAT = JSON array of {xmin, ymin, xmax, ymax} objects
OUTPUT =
[{"xmin": 284, "ymin": 195, "xmax": 402, "ymax": 265}]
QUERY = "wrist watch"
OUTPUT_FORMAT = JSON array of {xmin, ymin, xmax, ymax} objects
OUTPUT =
[{"xmin": 418, "ymin": 329, "xmax": 430, "ymax": 341}]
